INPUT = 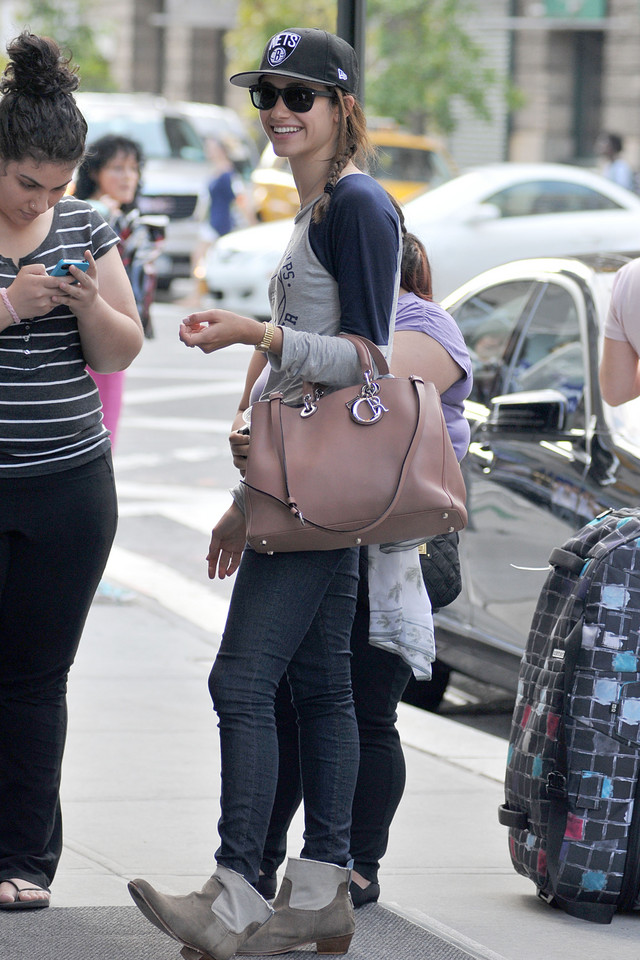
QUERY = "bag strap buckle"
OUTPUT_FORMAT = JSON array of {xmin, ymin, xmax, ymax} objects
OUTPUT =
[
  {"xmin": 300, "ymin": 393, "xmax": 318, "ymax": 418},
  {"xmin": 546, "ymin": 771, "xmax": 567, "ymax": 798}
]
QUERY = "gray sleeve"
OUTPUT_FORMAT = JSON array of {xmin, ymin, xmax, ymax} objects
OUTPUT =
[
  {"xmin": 268, "ymin": 328, "xmax": 377, "ymax": 388},
  {"xmin": 230, "ymin": 482, "xmax": 246, "ymax": 515}
]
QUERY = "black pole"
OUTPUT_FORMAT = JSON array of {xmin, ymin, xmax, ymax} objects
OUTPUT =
[{"xmin": 337, "ymin": 0, "xmax": 366, "ymax": 103}]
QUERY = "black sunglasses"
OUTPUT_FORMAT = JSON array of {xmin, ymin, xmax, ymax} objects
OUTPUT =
[{"xmin": 249, "ymin": 84, "xmax": 335, "ymax": 113}]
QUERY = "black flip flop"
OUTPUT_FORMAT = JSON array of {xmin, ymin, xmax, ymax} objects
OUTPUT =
[{"xmin": 0, "ymin": 879, "xmax": 50, "ymax": 911}]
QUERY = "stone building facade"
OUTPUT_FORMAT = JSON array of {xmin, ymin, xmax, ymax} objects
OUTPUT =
[
  {"xmin": 105, "ymin": 0, "xmax": 230, "ymax": 105},
  {"xmin": 508, "ymin": 0, "xmax": 640, "ymax": 168},
  {"xmin": 104, "ymin": 0, "xmax": 639, "ymax": 172},
  {"xmin": 449, "ymin": 0, "xmax": 640, "ymax": 171},
  {"xmin": 2, "ymin": 0, "xmax": 638, "ymax": 172}
]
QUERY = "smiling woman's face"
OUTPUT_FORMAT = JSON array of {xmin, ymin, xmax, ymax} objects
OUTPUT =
[{"xmin": 259, "ymin": 76, "xmax": 339, "ymax": 165}]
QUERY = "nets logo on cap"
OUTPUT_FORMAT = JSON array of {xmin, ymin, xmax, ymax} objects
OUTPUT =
[{"xmin": 267, "ymin": 32, "xmax": 301, "ymax": 67}]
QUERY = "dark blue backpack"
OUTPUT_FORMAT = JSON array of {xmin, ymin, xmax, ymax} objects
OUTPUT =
[{"xmin": 499, "ymin": 508, "xmax": 640, "ymax": 923}]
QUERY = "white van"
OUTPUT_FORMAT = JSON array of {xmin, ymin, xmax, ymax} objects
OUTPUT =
[{"xmin": 75, "ymin": 92, "xmax": 212, "ymax": 289}]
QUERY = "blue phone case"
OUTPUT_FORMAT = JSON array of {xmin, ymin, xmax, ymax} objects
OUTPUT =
[{"xmin": 52, "ymin": 259, "xmax": 89, "ymax": 276}]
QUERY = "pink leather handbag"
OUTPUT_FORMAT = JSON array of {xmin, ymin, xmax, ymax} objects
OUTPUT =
[{"xmin": 242, "ymin": 335, "xmax": 467, "ymax": 553}]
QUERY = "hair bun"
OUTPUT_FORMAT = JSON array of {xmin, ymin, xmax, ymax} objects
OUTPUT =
[
  {"xmin": 0, "ymin": 32, "xmax": 79, "ymax": 99},
  {"xmin": 0, "ymin": 30, "xmax": 86, "ymax": 165}
]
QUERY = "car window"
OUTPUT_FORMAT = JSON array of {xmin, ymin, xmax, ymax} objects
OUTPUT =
[
  {"xmin": 505, "ymin": 283, "xmax": 585, "ymax": 430},
  {"xmin": 163, "ymin": 116, "xmax": 206, "ymax": 161},
  {"xmin": 368, "ymin": 146, "xmax": 450, "ymax": 184},
  {"xmin": 449, "ymin": 280, "xmax": 536, "ymax": 405},
  {"xmin": 487, "ymin": 180, "xmax": 622, "ymax": 217},
  {"xmin": 266, "ymin": 145, "xmax": 452, "ymax": 186},
  {"xmin": 83, "ymin": 112, "xmax": 205, "ymax": 162},
  {"xmin": 268, "ymin": 155, "xmax": 290, "ymax": 174}
]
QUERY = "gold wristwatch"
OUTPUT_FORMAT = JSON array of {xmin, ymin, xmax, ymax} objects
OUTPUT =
[{"xmin": 255, "ymin": 321, "xmax": 276, "ymax": 352}]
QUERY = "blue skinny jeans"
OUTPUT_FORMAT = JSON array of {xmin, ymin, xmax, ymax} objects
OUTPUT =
[
  {"xmin": 260, "ymin": 549, "xmax": 412, "ymax": 885},
  {"xmin": 209, "ymin": 544, "xmax": 360, "ymax": 884}
]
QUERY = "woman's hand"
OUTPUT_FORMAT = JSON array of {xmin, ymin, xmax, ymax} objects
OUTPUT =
[
  {"xmin": 2, "ymin": 263, "xmax": 71, "ymax": 321},
  {"xmin": 207, "ymin": 502, "xmax": 247, "ymax": 579},
  {"xmin": 51, "ymin": 250, "xmax": 99, "ymax": 316},
  {"xmin": 229, "ymin": 428, "xmax": 250, "ymax": 475},
  {"xmin": 68, "ymin": 245, "xmax": 143, "ymax": 373},
  {"xmin": 179, "ymin": 309, "xmax": 270, "ymax": 354}
]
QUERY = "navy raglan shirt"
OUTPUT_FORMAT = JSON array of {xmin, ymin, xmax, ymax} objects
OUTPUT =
[{"xmin": 309, "ymin": 173, "xmax": 400, "ymax": 348}]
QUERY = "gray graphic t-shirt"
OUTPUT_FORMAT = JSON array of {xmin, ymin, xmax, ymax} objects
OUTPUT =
[{"xmin": 263, "ymin": 172, "xmax": 400, "ymax": 405}]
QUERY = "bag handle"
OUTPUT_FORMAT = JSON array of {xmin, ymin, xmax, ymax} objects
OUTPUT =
[
  {"xmin": 271, "ymin": 375, "xmax": 429, "ymax": 535},
  {"xmin": 339, "ymin": 333, "xmax": 390, "ymax": 377},
  {"xmin": 300, "ymin": 334, "xmax": 391, "ymax": 401}
]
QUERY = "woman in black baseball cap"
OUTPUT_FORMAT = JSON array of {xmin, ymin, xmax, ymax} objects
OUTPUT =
[
  {"xmin": 129, "ymin": 28, "xmax": 402, "ymax": 960},
  {"xmin": 230, "ymin": 28, "xmax": 359, "ymax": 94}
]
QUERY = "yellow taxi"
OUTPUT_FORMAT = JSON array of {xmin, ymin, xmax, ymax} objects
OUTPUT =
[{"xmin": 251, "ymin": 122, "xmax": 456, "ymax": 221}]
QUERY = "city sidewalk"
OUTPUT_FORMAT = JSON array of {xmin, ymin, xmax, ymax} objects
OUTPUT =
[{"xmin": 4, "ymin": 585, "xmax": 640, "ymax": 960}]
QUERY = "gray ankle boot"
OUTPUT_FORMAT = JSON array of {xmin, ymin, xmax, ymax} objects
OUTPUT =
[
  {"xmin": 128, "ymin": 865, "xmax": 273, "ymax": 960},
  {"xmin": 237, "ymin": 856, "xmax": 355, "ymax": 956}
]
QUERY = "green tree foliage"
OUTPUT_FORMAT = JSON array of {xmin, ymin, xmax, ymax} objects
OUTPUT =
[
  {"xmin": 227, "ymin": 0, "xmax": 335, "ymax": 79},
  {"xmin": 15, "ymin": 0, "xmax": 115, "ymax": 90},
  {"xmin": 367, "ymin": 0, "xmax": 502, "ymax": 134}
]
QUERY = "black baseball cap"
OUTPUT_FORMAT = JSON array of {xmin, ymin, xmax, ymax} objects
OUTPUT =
[{"xmin": 230, "ymin": 28, "xmax": 359, "ymax": 95}]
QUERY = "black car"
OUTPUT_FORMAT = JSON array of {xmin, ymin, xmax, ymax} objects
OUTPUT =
[{"xmin": 406, "ymin": 253, "xmax": 640, "ymax": 710}]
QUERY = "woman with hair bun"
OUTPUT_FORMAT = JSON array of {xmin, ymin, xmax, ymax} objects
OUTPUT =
[{"xmin": 0, "ymin": 32, "xmax": 143, "ymax": 910}]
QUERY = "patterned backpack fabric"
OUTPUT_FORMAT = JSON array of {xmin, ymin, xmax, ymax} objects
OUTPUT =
[{"xmin": 499, "ymin": 508, "xmax": 640, "ymax": 923}]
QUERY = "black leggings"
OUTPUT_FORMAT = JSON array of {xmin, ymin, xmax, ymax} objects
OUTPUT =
[
  {"xmin": 260, "ymin": 550, "xmax": 412, "ymax": 884},
  {"xmin": 0, "ymin": 453, "xmax": 118, "ymax": 889}
]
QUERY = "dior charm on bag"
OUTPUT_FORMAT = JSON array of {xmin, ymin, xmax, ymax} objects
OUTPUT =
[{"xmin": 242, "ymin": 334, "xmax": 467, "ymax": 553}]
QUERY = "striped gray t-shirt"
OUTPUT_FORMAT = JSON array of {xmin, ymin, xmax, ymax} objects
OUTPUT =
[{"xmin": 0, "ymin": 196, "xmax": 119, "ymax": 476}]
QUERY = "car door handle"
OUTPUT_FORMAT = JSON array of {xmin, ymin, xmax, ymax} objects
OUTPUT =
[{"xmin": 469, "ymin": 441, "xmax": 494, "ymax": 464}]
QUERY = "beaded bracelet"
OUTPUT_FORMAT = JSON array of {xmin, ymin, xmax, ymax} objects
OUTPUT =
[{"xmin": 0, "ymin": 287, "xmax": 20, "ymax": 324}]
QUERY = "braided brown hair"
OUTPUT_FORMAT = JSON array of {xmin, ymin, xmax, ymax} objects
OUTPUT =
[{"xmin": 312, "ymin": 88, "xmax": 375, "ymax": 224}]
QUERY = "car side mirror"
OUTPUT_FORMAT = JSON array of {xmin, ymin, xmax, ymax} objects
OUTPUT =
[
  {"xmin": 485, "ymin": 389, "xmax": 568, "ymax": 434},
  {"xmin": 463, "ymin": 202, "xmax": 501, "ymax": 225}
]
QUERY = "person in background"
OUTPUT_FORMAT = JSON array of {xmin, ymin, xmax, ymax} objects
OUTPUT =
[
  {"xmin": 192, "ymin": 136, "xmax": 256, "ymax": 299},
  {"xmin": 599, "ymin": 257, "xmax": 640, "ymax": 406},
  {"xmin": 207, "ymin": 137, "xmax": 241, "ymax": 240},
  {"xmin": 75, "ymin": 134, "xmax": 162, "ymax": 448},
  {"xmin": 229, "ymin": 200, "xmax": 472, "ymax": 910},
  {"xmin": 597, "ymin": 132, "xmax": 635, "ymax": 192},
  {"xmin": 127, "ymin": 27, "xmax": 401, "ymax": 960},
  {"xmin": 0, "ymin": 32, "xmax": 142, "ymax": 911}
]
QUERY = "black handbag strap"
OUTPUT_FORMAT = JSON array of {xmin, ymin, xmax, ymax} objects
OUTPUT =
[{"xmin": 271, "ymin": 375, "xmax": 428, "ymax": 534}]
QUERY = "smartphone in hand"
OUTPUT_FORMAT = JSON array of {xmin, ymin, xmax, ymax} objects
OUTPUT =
[{"xmin": 51, "ymin": 259, "xmax": 90, "ymax": 277}]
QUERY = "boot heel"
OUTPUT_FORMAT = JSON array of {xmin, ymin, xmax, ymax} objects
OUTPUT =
[
  {"xmin": 180, "ymin": 947, "xmax": 207, "ymax": 960},
  {"xmin": 317, "ymin": 933, "xmax": 353, "ymax": 954}
]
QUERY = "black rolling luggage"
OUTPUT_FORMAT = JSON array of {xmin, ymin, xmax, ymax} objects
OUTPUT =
[{"xmin": 499, "ymin": 508, "xmax": 640, "ymax": 923}]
